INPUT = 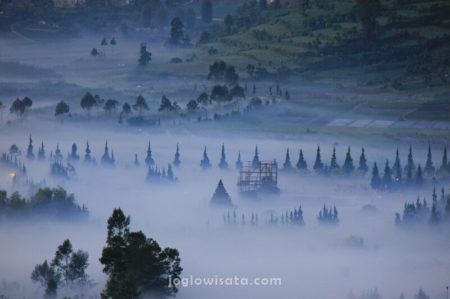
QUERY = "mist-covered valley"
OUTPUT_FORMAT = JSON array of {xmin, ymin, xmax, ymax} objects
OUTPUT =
[{"xmin": 1, "ymin": 1, "xmax": 450, "ymax": 298}]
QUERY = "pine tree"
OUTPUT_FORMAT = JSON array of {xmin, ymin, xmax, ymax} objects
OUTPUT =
[
  {"xmin": 26, "ymin": 135, "xmax": 35, "ymax": 159},
  {"xmin": 358, "ymin": 147, "xmax": 368, "ymax": 173},
  {"xmin": 343, "ymin": 147, "xmax": 354, "ymax": 174},
  {"xmin": 54, "ymin": 144, "xmax": 63, "ymax": 162},
  {"xmin": 382, "ymin": 160, "xmax": 393, "ymax": 189},
  {"xmin": 283, "ymin": 148, "xmax": 293, "ymax": 170},
  {"xmin": 371, "ymin": 162, "xmax": 381, "ymax": 189},
  {"xmin": 218, "ymin": 144, "xmax": 228, "ymax": 169},
  {"xmin": 38, "ymin": 141, "xmax": 46, "ymax": 160},
  {"xmin": 200, "ymin": 147, "xmax": 211, "ymax": 169},
  {"xmin": 145, "ymin": 141, "xmax": 155, "ymax": 167},
  {"xmin": 424, "ymin": 144, "xmax": 435, "ymax": 176},
  {"xmin": 173, "ymin": 144, "xmax": 181, "ymax": 167},
  {"xmin": 68, "ymin": 143, "xmax": 80, "ymax": 162},
  {"xmin": 235, "ymin": 152, "xmax": 243, "ymax": 170},
  {"xmin": 440, "ymin": 187, "xmax": 445, "ymax": 206},
  {"xmin": 313, "ymin": 146, "xmax": 324, "ymax": 171},
  {"xmin": 429, "ymin": 201, "xmax": 440, "ymax": 225},
  {"xmin": 393, "ymin": 148, "xmax": 402, "ymax": 183},
  {"xmin": 405, "ymin": 145, "xmax": 416, "ymax": 173},
  {"xmin": 101, "ymin": 141, "xmax": 112, "ymax": 165},
  {"xmin": 252, "ymin": 145, "xmax": 260, "ymax": 168},
  {"xmin": 440, "ymin": 146, "xmax": 448, "ymax": 172},
  {"xmin": 329, "ymin": 146, "xmax": 340, "ymax": 171},
  {"xmin": 296, "ymin": 149, "xmax": 307, "ymax": 170},
  {"xmin": 416, "ymin": 164, "xmax": 424, "ymax": 186},
  {"xmin": 84, "ymin": 141, "xmax": 92, "ymax": 164}
]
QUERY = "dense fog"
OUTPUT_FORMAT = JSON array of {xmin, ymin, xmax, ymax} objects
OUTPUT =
[{"xmin": 1, "ymin": 2, "xmax": 450, "ymax": 298}]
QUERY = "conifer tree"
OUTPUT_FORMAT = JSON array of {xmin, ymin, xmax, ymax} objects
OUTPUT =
[
  {"xmin": 145, "ymin": 141, "xmax": 155, "ymax": 167},
  {"xmin": 329, "ymin": 146, "xmax": 340, "ymax": 171},
  {"xmin": 382, "ymin": 160, "xmax": 393, "ymax": 189},
  {"xmin": 416, "ymin": 164, "xmax": 424, "ymax": 186},
  {"xmin": 405, "ymin": 145, "xmax": 416, "ymax": 172},
  {"xmin": 283, "ymin": 148, "xmax": 293, "ymax": 170},
  {"xmin": 27, "ymin": 135, "xmax": 35, "ymax": 159},
  {"xmin": 393, "ymin": 148, "xmax": 402, "ymax": 183},
  {"xmin": 430, "ymin": 201, "xmax": 440, "ymax": 225},
  {"xmin": 54, "ymin": 144, "xmax": 63, "ymax": 162},
  {"xmin": 235, "ymin": 152, "xmax": 243, "ymax": 170},
  {"xmin": 343, "ymin": 147, "xmax": 354, "ymax": 174},
  {"xmin": 101, "ymin": 141, "xmax": 113, "ymax": 165},
  {"xmin": 406, "ymin": 160, "xmax": 413, "ymax": 184},
  {"xmin": 313, "ymin": 146, "xmax": 324, "ymax": 171},
  {"xmin": 252, "ymin": 145, "xmax": 260, "ymax": 168},
  {"xmin": 218, "ymin": 144, "xmax": 228, "ymax": 169},
  {"xmin": 68, "ymin": 143, "xmax": 80, "ymax": 162},
  {"xmin": 200, "ymin": 147, "xmax": 211, "ymax": 169},
  {"xmin": 424, "ymin": 144, "xmax": 435, "ymax": 176},
  {"xmin": 38, "ymin": 141, "xmax": 46, "ymax": 160},
  {"xmin": 371, "ymin": 162, "xmax": 381, "ymax": 189},
  {"xmin": 84, "ymin": 141, "xmax": 92, "ymax": 164},
  {"xmin": 358, "ymin": 147, "xmax": 368, "ymax": 173},
  {"xmin": 440, "ymin": 146, "xmax": 448, "ymax": 172},
  {"xmin": 296, "ymin": 149, "xmax": 307, "ymax": 170},
  {"xmin": 173, "ymin": 144, "xmax": 181, "ymax": 167}
]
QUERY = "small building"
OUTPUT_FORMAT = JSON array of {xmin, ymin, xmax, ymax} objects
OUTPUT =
[
  {"xmin": 210, "ymin": 180, "xmax": 233, "ymax": 206},
  {"xmin": 238, "ymin": 161, "xmax": 279, "ymax": 196}
]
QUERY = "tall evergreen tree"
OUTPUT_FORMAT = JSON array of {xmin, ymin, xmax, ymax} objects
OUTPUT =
[
  {"xmin": 358, "ymin": 147, "xmax": 368, "ymax": 173},
  {"xmin": 440, "ymin": 146, "xmax": 448, "ymax": 172},
  {"xmin": 382, "ymin": 160, "xmax": 393, "ymax": 189},
  {"xmin": 371, "ymin": 162, "xmax": 381, "ymax": 189},
  {"xmin": 252, "ymin": 146, "xmax": 260, "ymax": 168},
  {"xmin": 68, "ymin": 143, "xmax": 80, "ymax": 162},
  {"xmin": 200, "ymin": 147, "xmax": 211, "ymax": 169},
  {"xmin": 38, "ymin": 141, "xmax": 46, "ymax": 160},
  {"xmin": 405, "ymin": 145, "xmax": 416, "ymax": 172},
  {"xmin": 416, "ymin": 164, "xmax": 424, "ymax": 186},
  {"xmin": 145, "ymin": 142, "xmax": 155, "ymax": 167},
  {"xmin": 343, "ymin": 147, "xmax": 354, "ymax": 174},
  {"xmin": 406, "ymin": 159, "xmax": 414, "ymax": 184},
  {"xmin": 329, "ymin": 146, "xmax": 340, "ymax": 171},
  {"xmin": 173, "ymin": 144, "xmax": 181, "ymax": 167},
  {"xmin": 101, "ymin": 141, "xmax": 113, "ymax": 166},
  {"xmin": 424, "ymin": 144, "xmax": 435, "ymax": 176},
  {"xmin": 296, "ymin": 149, "xmax": 307, "ymax": 170},
  {"xmin": 393, "ymin": 148, "xmax": 402, "ymax": 183},
  {"xmin": 218, "ymin": 144, "xmax": 228, "ymax": 169},
  {"xmin": 167, "ymin": 164, "xmax": 174, "ymax": 181},
  {"xmin": 84, "ymin": 141, "xmax": 92, "ymax": 164},
  {"xmin": 283, "ymin": 148, "xmax": 293, "ymax": 170},
  {"xmin": 235, "ymin": 152, "xmax": 243, "ymax": 170},
  {"xmin": 313, "ymin": 146, "xmax": 324, "ymax": 171},
  {"xmin": 27, "ymin": 135, "xmax": 35, "ymax": 159}
]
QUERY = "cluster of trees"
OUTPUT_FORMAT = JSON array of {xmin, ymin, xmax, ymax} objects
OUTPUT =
[
  {"xmin": 29, "ymin": 208, "xmax": 182, "ymax": 299},
  {"xmin": 0, "ymin": 187, "xmax": 88, "ymax": 221},
  {"xmin": 395, "ymin": 187, "xmax": 450, "ymax": 227},
  {"xmin": 166, "ymin": 17, "xmax": 191, "ymax": 47},
  {"xmin": 208, "ymin": 60, "xmax": 239, "ymax": 85},
  {"xmin": 99, "ymin": 208, "xmax": 182, "ymax": 298},
  {"xmin": 91, "ymin": 37, "xmax": 117, "ymax": 57},
  {"xmin": 371, "ymin": 146, "xmax": 450, "ymax": 191},
  {"xmin": 146, "ymin": 164, "xmax": 176, "ymax": 183},
  {"xmin": 281, "ymin": 146, "xmax": 368, "ymax": 176},
  {"xmin": 267, "ymin": 206, "xmax": 305, "ymax": 226},
  {"xmin": 9, "ymin": 97, "xmax": 32, "ymax": 119},
  {"xmin": 317, "ymin": 204, "xmax": 339, "ymax": 225},
  {"xmin": 50, "ymin": 161, "xmax": 76, "ymax": 179},
  {"xmin": 223, "ymin": 210, "xmax": 259, "ymax": 226},
  {"xmin": 1, "ymin": 153, "xmax": 27, "ymax": 176},
  {"xmin": 31, "ymin": 239, "xmax": 89, "ymax": 298}
]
